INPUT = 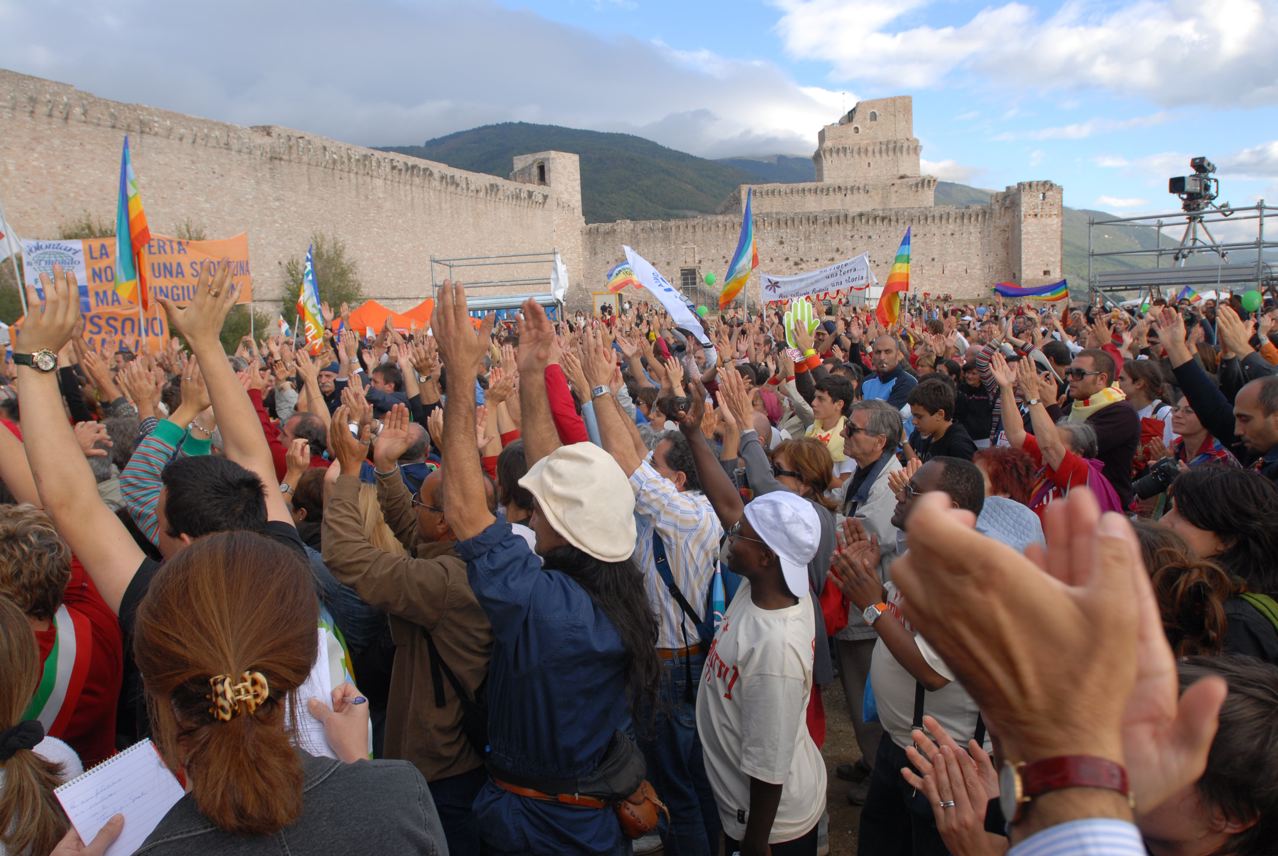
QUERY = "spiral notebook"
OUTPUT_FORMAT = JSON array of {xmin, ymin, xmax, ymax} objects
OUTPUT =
[{"xmin": 54, "ymin": 738, "xmax": 184, "ymax": 856}]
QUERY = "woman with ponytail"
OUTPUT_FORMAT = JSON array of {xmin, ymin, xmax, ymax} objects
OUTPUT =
[
  {"xmin": 130, "ymin": 531, "xmax": 446, "ymax": 854},
  {"xmin": 1134, "ymin": 521, "xmax": 1240, "ymax": 658},
  {"xmin": 0, "ymin": 595, "xmax": 78, "ymax": 856}
]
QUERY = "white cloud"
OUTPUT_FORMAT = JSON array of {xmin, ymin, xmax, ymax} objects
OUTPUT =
[
  {"xmin": 1094, "ymin": 155, "xmax": 1130, "ymax": 168},
  {"xmin": 921, "ymin": 158, "xmax": 979, "ymax": 183},
  {"xmin": 0, "ymin": 0, "xmax": 842, "ymax": 159},
  {"xmin": 1028, "ymin": 149, "xmax": 1045, "ymax": 167},
  {"xmin": 1224, "ymin": 142, "xmax": 1278, "ymax": 178},
  {"xmin": 1096, "ymin": 196, "xmax": 1148, "ymax": 209},
  {"xmin": 773, "ymin": 0, "xmax": 1278, "ymax": 106},
  {"xmin": 995, "ymin": 112, "xmax": 1170, "ymax": 141}
]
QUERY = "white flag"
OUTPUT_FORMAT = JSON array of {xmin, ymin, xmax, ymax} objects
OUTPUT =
[
  {"xmin": 0, "ymin": 217, "xmax": 18, "ymax": 265},
  {"xmin": 550, "ymin": 252, "xmax": 569, "ymax": 303},
  {"xmin": 623, "ymin": 246, "xmax": 711, "ymax": 347}
]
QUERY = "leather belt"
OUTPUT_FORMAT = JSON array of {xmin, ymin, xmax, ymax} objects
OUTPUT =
[
  {"xmin": 491, "ymin": 777, "xmax": 609, "ymax": 810},
  {"xmin": 657, "ymin": 643, "xmax": 704, "ymax": 660}
]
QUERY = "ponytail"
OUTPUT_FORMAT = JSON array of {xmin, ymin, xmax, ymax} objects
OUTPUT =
[
  {"xmin": 135, "ymin": 532, "xmax": 320, "ymax": 836},
  {"xmin": 0, "ymin": 597, "xmax": 68, "ymax": 856}
]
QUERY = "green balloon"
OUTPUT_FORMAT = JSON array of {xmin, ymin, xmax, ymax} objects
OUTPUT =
[
  {"xmin": 696, "ymin": 305, "xmax": 709, "ymax": 317},
  {"xmin": 1242, "ymin": 290, "xmax": 1263, "ymax": 313},
  {"xmin": 704, "ymin": 272, "xmax": 717, "ymax": 286}
]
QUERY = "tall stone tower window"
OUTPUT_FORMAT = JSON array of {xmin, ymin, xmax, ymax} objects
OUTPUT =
[
  {"xmin": 1040, "ymin": 192, "xmax": 1046, "ymax": 201},
  {"xmin": 853, "ymin": 126, "xmax": 860, "ymax": 134},
  {"xmin": 680, "ymin": 268, "xmax": 698, "ymax": 291},
  {"xmin": 869, "ymin": 111, "xmax": 879, "ymax": 121},
  {"xmin": 537, "ymin": 163, "xmax": 546, "ymax": 184}
]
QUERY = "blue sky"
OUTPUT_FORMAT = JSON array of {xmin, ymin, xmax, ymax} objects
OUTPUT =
[{"xmin": 2, "ymin": 0, "xmax": 1276, "ymax": 221}]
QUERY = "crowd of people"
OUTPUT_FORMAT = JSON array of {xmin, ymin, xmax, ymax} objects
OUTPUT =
[{"xmin": 0, "ymin": 263, "xmax": 1276, "ymax": 856}]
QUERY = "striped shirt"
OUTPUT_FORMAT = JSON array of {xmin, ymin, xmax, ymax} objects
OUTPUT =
[
  {"xmin": 119, "ymin": 418, "xmax": 211, "ymax": 546},
  {"xmin": 1010, "ymin": 819, "xmax": 1145, "ymax": 856},
  {"xmin": 630, "ymin": 460, "xmax": 724, "ymax": 649}
]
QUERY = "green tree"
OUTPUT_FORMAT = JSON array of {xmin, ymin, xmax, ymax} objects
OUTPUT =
[
  {"xmin": 175, "ymin": 220, "xmax": 207, "ymax": 241},
  {"xmin": 219, "ymin": 304, "xmax": 275, "ymax": 354},
  {"xmin": 279, "ymin": 232, "xmax": 364, "ymax": 322},
  {"xmin": 59, "ymin": 212, "xmax": 115, "ymax": 240},
  {"xmin": 0, "ymin": 256, "xmax": 24, "ymax": 324}
]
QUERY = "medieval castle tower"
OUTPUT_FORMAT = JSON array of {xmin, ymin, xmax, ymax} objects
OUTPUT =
[{"xmin": 0, "ymin": 70, "xmax": 1061, "ymax": 310}]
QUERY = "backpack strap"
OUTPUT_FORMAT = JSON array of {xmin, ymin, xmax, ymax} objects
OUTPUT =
[
  {"xmin": 1240, "ymin": 592, "xmax": 1278, "ymax": 634},
  {"xmin": 913, "ymin": 681, "xmax": 987, "ymax": 746},
  {"xmin": 652, "ymin": 532, "xmax": 706, "ymax": 630},
  {"xmin": 423, "ymin": 628, "xmax": 473, "ymax": 707}
]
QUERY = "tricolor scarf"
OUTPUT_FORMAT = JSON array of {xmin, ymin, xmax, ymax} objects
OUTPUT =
[{"xmin": 1069, "ymin": 385, "xmax": 1126, "ymax": 423}]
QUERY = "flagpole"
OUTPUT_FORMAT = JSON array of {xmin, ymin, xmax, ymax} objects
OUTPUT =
[
  {"xmin": 250, "ymin": 294, "xmax": 256, "ymax": 342},
  {"xmin": 0, "ymin": 196, "xmax": 27, "ymax": 316}
]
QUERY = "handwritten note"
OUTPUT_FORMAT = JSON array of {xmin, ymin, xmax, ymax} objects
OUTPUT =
[
  {"xmin": 54, "ymin": 739, "xmax": 184, "ymax": 856},
  {"xmin": 288, "ymin": 626, "xmax": 337, "ymax": 759}
]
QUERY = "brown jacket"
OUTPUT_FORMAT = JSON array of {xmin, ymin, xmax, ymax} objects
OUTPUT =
[{"xmin": 322, "ymin": 472, "xmax": 493, "ymax": 782}]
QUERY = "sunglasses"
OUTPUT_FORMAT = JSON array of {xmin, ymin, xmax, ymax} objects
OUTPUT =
[
  {"xmin": 725, "ymin": 519, "xmax": 769, "ymax": 548},
  {"xmin": 411, "ymin": 494, "xmax": 443, "ymax": 513},
  {"xmin": 1065, "ymin": 368, "xmax": 1101, "ymax": 381},
  {"xmin": 900, "ymin": 481, "xmax": 920, "ymax": 500},
  {"xmin": 771, "ymin": 463, "xmax": 802, "ymax": 480}
]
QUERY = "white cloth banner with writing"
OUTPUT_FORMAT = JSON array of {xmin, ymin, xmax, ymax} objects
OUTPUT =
[
  {"xmin": 760, "ymin": 253, "xmax": 877, "ymax": 303},
  {"xmin": 623, "ymin": 245, "xmax": 711, "ymax": 347}
]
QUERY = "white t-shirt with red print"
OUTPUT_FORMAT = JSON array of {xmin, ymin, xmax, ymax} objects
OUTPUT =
[{"xmin": 695, "ymin": 580, "xmax": 827, "ymax": 843}]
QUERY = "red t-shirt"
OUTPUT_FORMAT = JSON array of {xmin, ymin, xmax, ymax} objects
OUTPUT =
[
  {"xmin": 1021, "ymin": 433, "xmax": 1091, "ymax": 520},
  {"xmin": 33, "ymin": 557, "xmax": 123, "ymax": 766}
]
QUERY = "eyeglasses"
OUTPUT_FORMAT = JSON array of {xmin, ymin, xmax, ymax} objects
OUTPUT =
[
  {"xmin": 411, "ymin": 494, "xmax": 443, "ymax": 513},
  {"xmin": 725, "ymin": 519, "xmax": 769, "ymax": 548},
  {"xmin": 771, "ymin": 463, "xmax": 802, "ymax": 480},
  {"xmin": 1065, "ymin": 368, "xmax": 1102, "ymax": 381},
  {"xmin": 900, "ymin": 481, "xmax": 920, "ymax": 499}
]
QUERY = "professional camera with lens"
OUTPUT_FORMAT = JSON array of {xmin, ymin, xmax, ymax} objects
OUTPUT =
[
  {"xmin": 1133, "ymin": 456, "xmax": 1182, "ymax": 500},
  {"xmin": 1169, "ymin": 157, "xmax": 1219, "ymax": 213}
]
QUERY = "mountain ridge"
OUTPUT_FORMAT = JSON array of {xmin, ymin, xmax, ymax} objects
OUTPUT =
[{"xmin": 378, "ymin": 122, "xmax": 1179, "ymax": 291}]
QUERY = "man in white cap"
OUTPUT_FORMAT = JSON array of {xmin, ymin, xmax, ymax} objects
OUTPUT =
[
  {"xmin": 697, "ymin": 491, "xmax": 828, "ymax": 856},
  {"xmin": 432, "ymin": 280, "xmax": 662, "ymax": 856}
]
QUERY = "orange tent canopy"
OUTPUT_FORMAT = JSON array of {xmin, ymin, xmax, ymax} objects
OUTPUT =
[{"xmin": 342, "ymin": 298, "xmax": 435, "ymax": 334}]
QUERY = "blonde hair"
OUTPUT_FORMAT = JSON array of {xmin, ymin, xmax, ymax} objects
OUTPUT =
[
  {"xmin": 0, "ymin": 596, "xmax": 68, "ymax": 855},
  {"xmin": 0, "ymin": 505, "xmax": 71, "ymax": 620}
]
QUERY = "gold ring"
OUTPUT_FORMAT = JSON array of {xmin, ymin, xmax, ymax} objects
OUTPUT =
[{"xmin": 209, "ymin": 289, "xmax": 221, "ymax": 297}]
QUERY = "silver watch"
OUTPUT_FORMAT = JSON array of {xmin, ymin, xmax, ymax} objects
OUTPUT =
[{"xmin": 861, "ymin": 603, "xmax": 885, "ymax": 625}]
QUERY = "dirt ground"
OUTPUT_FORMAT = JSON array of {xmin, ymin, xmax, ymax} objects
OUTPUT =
[{"xmin": 821, "ymin": 679, "xmax": 864, "ymax": 854}]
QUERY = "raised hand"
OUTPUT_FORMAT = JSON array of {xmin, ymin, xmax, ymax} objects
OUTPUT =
[
  {"xmin": 486, "ymin": 366, "xmax": 515, "ymax": 404},
  {"xmin": 329, "ymin": 404, "xmax": 371, "ymax": 475},
  {"xmin": 987, "ymin": 351, "xmax": 1015, "ymax": 388},
  {"xmin": 830, "ymin": 533, "xmax": 883, "ymax": 610},
  {"xmin": 559, "ymin": 347, "xmax": 591, "ymax": 400},
  {"xmin": 516, "ymin": 297, "xmax": 559, "ymax": 374},
  {"xmin": 16, "ymin": 265, "xmax": 81, "ymax": 355},
  {"xmin": 372, "ymin": 403, "xmax": 412, "ymax": 470},
  {"xmin": 900, "ymin": 716, "xmax": 1004, "ymax": 856},
  {"xmin": 72, "ymin": 420, "xmax": 111, "ymax": 458},
  {"xmin": 159, "ymin": 260, "xmax": 238, "ymax": 350},
  {"xmin": 1214, "ymin": 304, "xmax": 1253, "ymax": 357},
  {"xmin": 180, "ymin": 358, "xmax": 213, "ymax": 415},
  {"xmin": 717, "ymin": 365, "xmax": 755, "ymax": 430},
  {"xmin": 285, "ymin": 437, "xmax": 312, "ymax": 480},
  {"xmin": 427, "ymin": 407, "xmax": 445, "ymax": 454},
  {"xmin": 340, "ymin": 374, "xmax": 372, "ymax": 428}
]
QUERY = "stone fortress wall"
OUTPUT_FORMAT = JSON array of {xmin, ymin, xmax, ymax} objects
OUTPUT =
[
  {"xmin": 0, "ymin": 71, "xmax": 1061, "ymax": 311},
  {"xmin": 0, "ymin": 69, "xmax": 583, "ymax": 311}
]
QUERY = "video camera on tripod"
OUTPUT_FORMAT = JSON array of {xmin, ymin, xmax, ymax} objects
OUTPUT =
[{"xmin": 1169, "ymin": 157, "xmax": 1220, "ymax": 213}]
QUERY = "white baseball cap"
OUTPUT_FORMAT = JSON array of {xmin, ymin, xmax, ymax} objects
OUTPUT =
[
  {"xmin": 518, "ymin": 442, "xmax": 637, "ymax": 563},
  {"xmin": 743, "ymin": 492, "xmax": 820, "ymax": 598}
]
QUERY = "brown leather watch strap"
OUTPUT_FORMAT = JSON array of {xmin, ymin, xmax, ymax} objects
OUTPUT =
[{"xmin": 1021, "ymin": 755, "xmax": 1129, "ymax": 800}]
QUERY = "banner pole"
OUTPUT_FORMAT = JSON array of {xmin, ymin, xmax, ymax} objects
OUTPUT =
[
  {"xmin": 136, "ymin": 257, "xmax": 149, "ymax": 354},
  {"xmin": 250, "ymin": 295, "xmax": 255, "ymax": 341}
]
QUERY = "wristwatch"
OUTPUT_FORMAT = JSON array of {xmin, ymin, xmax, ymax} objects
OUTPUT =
[
  {"xmin": 591, "ymin": 385, "xmax": 610, "ymax": 400},
  {"xmin": 999, "ymin": 756, "xmax": 1131, "ymax": 824},
  {"xmin": 416, "ymin": 372, "xmax": 433, "ymax": 383},
  {"xmin": 279, "ymin": 482, "xmax": 292, "ymax": 495},
  {"xmin": 13, "ymin": 350, "xmax": 57, "ymax": 372},
  {"xmin": 861, "ymin": 601, "xmax": 889, "ymax": 625},
  {"xmin": 1025, "ymin": 397, "xmax": 1041, "ymax": 407}
]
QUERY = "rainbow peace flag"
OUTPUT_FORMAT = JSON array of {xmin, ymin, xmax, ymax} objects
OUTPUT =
[
  {"xmin": 114, "ymin": 136, "xmax": 152, "ymax": 308},
  {"xmin": 277, "ymin": 316, "xmax": 293, "ymax": 339},
  {"xmin": 719, "ymin": 188, "xmax": 758, "ymax": 309},
  {"xmin": 1176, "ymin": 286, "xmax": 1202, "ymax": 304},
  {"xmin": 605, "ymin": 261, "xmax": 640, "ymax": 293},
  {"xmin": 992, "ymin": 279, "xmax": 1069, "ymax": 301},
  {"xmin": 295, "ymin": 245, "xmax": 325, "ymax": 355},
  {"xmin": 875, "ymin": 227, "xmax": 911, "ymax": 326}
]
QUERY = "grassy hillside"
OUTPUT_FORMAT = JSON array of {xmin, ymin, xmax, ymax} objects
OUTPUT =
[
  {"xmin": 380, "ymin": 122, "xmax": 749, "ymax": 223},
  {"xmin": 382, "ymin": 123, "xmax": 1180, "ymax": 294}
]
